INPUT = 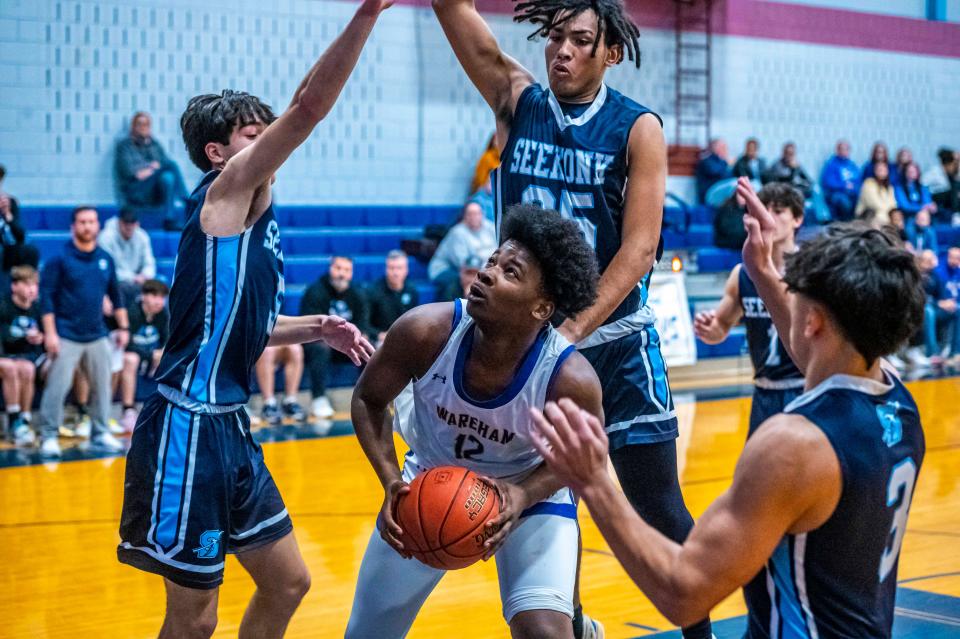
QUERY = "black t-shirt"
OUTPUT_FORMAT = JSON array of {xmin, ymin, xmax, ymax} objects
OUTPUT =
[
  {"xmin": 0, "ymin": 295, "xmax": 43, "ymax": 357},
  {"xmin": 127, "ymin": 302, "xmax": 170, "ymax": 358},
  {"xmin": 367, "ymin": 277, "xmax": 419, "ymax": 334}
]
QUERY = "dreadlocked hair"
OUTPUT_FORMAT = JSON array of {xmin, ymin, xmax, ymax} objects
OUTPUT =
[{"xmin": 513, "ymin": 0, "xmax": 641, "ymax": 69}]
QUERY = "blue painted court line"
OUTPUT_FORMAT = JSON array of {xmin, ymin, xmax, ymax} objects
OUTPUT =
[{"xmin": 633, "ymin": 588, "xmax": 960, "ymax": 638}]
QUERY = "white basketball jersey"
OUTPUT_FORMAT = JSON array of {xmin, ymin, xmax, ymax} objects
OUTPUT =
[{"xmin": 395, "ymin": 299, "xmax": 575, "ymax": 482}]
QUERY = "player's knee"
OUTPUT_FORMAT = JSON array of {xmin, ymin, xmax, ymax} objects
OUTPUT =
[
  {"xmin": 509, "ymin": 610, "xmax": 573, "ymax": 639},
  {"xmin": 288, "ymin": 343, "xmax": 304, "ymax": 364},
  {"xmin": 268, "ymin": 565, "xmax": 311, "ymax": 608},
  {"xmin": 163, "ymin": 607, "xmax": 217, "ymax": 639},
  {"xmin": 123, "ymin": 352, "xmax": 139, "ymax": 368}
]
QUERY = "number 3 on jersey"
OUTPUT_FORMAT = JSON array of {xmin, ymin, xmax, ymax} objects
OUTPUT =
[
  {"xmin": 879, "ymin": 457, "xmax": 917, "ymax": 582},
  {"xmin": 521, "ymin": 185, "xmax": 597, "ymax": 249}
]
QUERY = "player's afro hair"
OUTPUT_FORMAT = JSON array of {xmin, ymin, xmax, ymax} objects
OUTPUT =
[
  {"xmin": 513, "ymin": 0, "xmax": 641, "ymax": 69},
  {"xmin": 180, "ymin": 90, "xmax": 277, "ymax": 171},
  {"xmin": 783, "ymin": 223, "xmax": 925, "ymax": 366},
  {"xmin": 500, "ymin": 203, "xmax": 599, "ymax": 321}
]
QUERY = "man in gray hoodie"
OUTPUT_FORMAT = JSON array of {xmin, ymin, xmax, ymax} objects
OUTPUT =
[{"xmin": 98, "ymin": 207, "xmax": 157, "ymax": 302}]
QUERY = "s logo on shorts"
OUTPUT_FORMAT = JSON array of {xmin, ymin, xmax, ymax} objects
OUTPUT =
[{"xmin": 193, "ymin": 530, "xmax": 223, "ymax": 559}]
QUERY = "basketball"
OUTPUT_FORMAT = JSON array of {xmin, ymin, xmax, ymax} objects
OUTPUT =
[{"xmin": 394, "ymin": 466, "xmax": 502, "ymax": 570}]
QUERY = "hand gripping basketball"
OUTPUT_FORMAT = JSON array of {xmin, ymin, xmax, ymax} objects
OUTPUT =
[{"xmin": 392, "ymin": 466, "xmax": 502, "ymax": 570}]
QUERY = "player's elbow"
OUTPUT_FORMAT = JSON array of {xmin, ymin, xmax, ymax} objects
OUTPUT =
[
  {"xmin": 289, "ymin": 95, "xmax": 329, "ymax": 127},
  {"xmin": 658, "ymin": 590, "xmax": 712, "ymax": 629}
]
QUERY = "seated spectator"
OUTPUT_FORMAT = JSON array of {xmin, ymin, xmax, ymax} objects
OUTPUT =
[
  {"xmin": 300, "ymin": 256, "xmax": 370, "ymax": 419},
  {"xmin": 38, "ymin": 207, "xmax": 128, "ymax": 457},
  {"xmin": 888, "ymin": 209, "xmax": 908, "ymax": 244},
  {"xmin": 367, "ymin": 250, "xmax": 419, "ymax": 346},
  {"xmin": 895, "ymin": 147, "xmax": 913, "ymax": 185},
  {"xmin": 820, "ymin": 140, "xmax": 860, "ymax": 221},
  {"xmin": 895, "ymin": 162, "xmax": 937, "ymax": 218},
  {"xmin": 923, "ymin": 148, "xmax": 960, "ymax": 222},
  {"xmin": 118, "ymin": 280, "xmax": 169, "ymax": 433},
  {"xmin": 0, "ymin": 165, "xmax": 39, "ymax": 274},
  {"xmin": 0, "ymin": 266, "xmax": 45, "ymax": 446},
  {"xmin": 923, "ymin": 248, "xmax": 960, "ymax": 364},
  {"xmin": 428, "ymin": 202, "xmax": 496, "ymax": 300},
  {"xmin": 856, "ymin": 162, "xmax": 897, "ymax": 226},
  {"xmin": 732, "ymin": 138, "xmax": 766, "ymax": 181},
  {"xmin": 906, "ymin": 209, "xmax": 938, "ymax": 254},
  {"xmin": 469, "ymin": 176, "xmax": 495, "ymax": 223},
  {"xmin": 98, "ymin": 207, "xmax": 157, "ymax": 302},
  {"xmin": 113, "ymin": 111, "xmax": 188, "ymax": 230},
  {"xmin": 255, "ymin": 344, "xmax": 306, "ymax": 426},
  {"xmin": 861, "ymin": 141, "xmax": 897, "ymax": 186},
  {"xmin": 695, "ymin": 138, "xmax": 732, "ymax": 203},
  {"xmin": 762, "ymin": 142, "xmax": 812, "ymax": 198},
  {"xmin": 457, "ymin": 255, "xmax": 485, "ymax": 300},
  {"xmin": 712, "ymin": 193, "xmax": 747, "ymax": 250}
]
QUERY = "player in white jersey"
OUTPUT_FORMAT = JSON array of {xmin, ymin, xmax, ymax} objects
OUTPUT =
[{"xmin": 347, "ymin": 204, "xmax": 603, "ymax": 639}]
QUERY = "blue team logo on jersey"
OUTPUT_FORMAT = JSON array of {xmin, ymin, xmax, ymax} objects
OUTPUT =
[
  {"xmin": 877, "ymin": 402, "xmax": 903, "ymax": 447},
  {"xmin": 193, "ymin": 530, "xmax": 223, "ymax": 559}
]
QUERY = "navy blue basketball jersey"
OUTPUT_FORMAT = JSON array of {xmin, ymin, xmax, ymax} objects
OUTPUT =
[
  {"xmin": 744, "ymin": 369, "xmax": 925, "ymax": 638},
  {"xmin": 737, "ymin": 265, "xmax": 802, "ymax": 385},
  {"xmin": 155, "ymin": 171, "xmax": 284, "ymax": 405},
  {"xmin": 494, "ymin": 83, "xmax": 662, "ymax": 337}
]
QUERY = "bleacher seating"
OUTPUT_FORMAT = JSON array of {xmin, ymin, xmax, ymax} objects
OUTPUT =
[{"xmin": 20, "ymin": 203, "xmax": 960, "ymax": 384}]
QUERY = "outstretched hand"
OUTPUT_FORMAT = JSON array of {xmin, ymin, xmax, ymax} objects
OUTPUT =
[
  {"xmin": 528, "ymin": 399, "xmax": 610, "ymax": 494},
  {"xmin": 320, "ymin": 316, "xmax": 375, "ymax": 366},
  {"xmin": 736, "ymin": 177, "xmax": 777, "ymax": 282},
  {"xmin": 359, "ymin": 0, "xmax": 394, "ymax": 15}
]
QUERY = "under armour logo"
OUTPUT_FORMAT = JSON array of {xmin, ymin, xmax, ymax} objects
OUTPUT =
[
  {"xmin": 193, "ymin": 530, "xmax": 223, "ymax": 559},
  {"xmin": 432, "ymin": 373, "xmax": 446, "ymax": 384}
]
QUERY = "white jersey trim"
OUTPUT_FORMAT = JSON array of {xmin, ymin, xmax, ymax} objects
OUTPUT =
[
  {"xmin": 546, "ymin": 83, "xmax": 608, "ymax": 130},
  {"xmin": 576, "ymin": 300, "xmax": 656, "ymax": 349},
  {"xmin": 784, "ymin": 370, "xmax": 894, "ymax": 414}
]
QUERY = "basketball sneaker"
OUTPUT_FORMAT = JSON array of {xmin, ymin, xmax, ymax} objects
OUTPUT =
[
  {"xmin": 311, "ymin": 396, "xmax": 334, "ymax": 419},
  {"xmin": 40, "ymin": 437, "xmax": 62, "ymax": 458},
  {"xmin": 12, "ymin": 418, "xmax": 35, "ymax": 446},
  {"xmin": 282, "ymin": 399, "xmax": 306, "ymax": 422},
  {"xmin": 579, "ymin": 613, "xmax": 604, "ymax": 639},
  {"xmin": 91, "ymin": 431, "xmax": 125, "ymax": 452},
  {"xmin": 262, "ymin": 401, "xmax": 282, "ymax": 426},
  {"xmin": 74, "ymin": 415, "xmax": 92, "ymax": 439}
]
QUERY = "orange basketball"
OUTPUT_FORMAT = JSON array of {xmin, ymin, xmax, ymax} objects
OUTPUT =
[{"xmin": 394, "ymin": 466, "xmax": 502, "ymax": 570}]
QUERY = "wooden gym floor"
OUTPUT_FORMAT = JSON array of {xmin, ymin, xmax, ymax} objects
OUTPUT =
[{"xmin": 1, "ymin": 374, "xmax": 958, "ymax": 638}]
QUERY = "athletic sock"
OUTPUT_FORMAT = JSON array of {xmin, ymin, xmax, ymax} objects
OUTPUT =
[
  {"xmin": 264, "ymin": 397, "xmax": 278, "ymax": 408},
  {"xmin": 572, "ymin": 604, "xmax": 584, "ymax": 638},
  {"xmin": 122, "ymin": 404, "xmax": 135, "ymax": 412},
  {"xmin": 283, "ymin": 395, "xmax": 297, "ymax": 405}
]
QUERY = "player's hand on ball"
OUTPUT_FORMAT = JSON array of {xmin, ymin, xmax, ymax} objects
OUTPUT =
[
  {"xmin": 529, "ymin": 399, "xmax": 609, "ymax": 493},
  {"xmin": 379, "ymin": 479, "xmax": 412, "ymax": 558},
  {"xmin": 320, "ymin": 316, "xmax": 376, "ymax": 366},
  {"xmin": 479, "ymin": 478, "xmax": 529, "ymax": 561}
]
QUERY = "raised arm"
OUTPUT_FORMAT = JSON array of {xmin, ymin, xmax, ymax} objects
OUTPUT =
[
  {"xmin": 432, "ymin": 0, "xmax": 534, "ymax": 123},
  {"xmin": 531, "ymin": 403, "xmax": 841, "ymax": 627},
  {"xmin": 351, "ymin": 303, "xmax": 453, "ymax": 556},
  {"xmin": 206, "ymin": 0, "xmax": 392, "ymax": 229},
  {"xmin": 738, "ymin": 177, "xmax": 805, "ymax": 371},
  {"xmin": 560, "ymin": 114, "xmax": 666, "ymax": 343},
  {"xmin": 693, "ymin": 265, "xmax": 744, "ymax": 345}
]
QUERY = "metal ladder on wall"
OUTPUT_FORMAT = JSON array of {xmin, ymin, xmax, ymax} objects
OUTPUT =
[{"xmin": 673, "ymin": 0, "xmax": 713, "ymax": 149}]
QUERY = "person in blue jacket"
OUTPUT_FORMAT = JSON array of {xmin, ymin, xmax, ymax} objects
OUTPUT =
[
  {"xmin": 896, "ymin": 162, "xmax": 937, "ymax": 218},
  {"xmin": 820, "ymin": 140, "xmax": 860, "ymax": 221},
  {"xmin": 906, "ymin": 209, "xmax": 939, "ymax": 254}
]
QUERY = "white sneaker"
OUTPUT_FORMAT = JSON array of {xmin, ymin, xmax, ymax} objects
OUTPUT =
[
  {"xmin": 12, "ymin": 421, "xmax": 35, "ymax": 446},
  {"xmin": 74, "ymin": 416, "xmax": 91, "ymax": 439},
  {"xmin": 40, "ymin": 437, "xmax": 62, "ymax": 458},
  {"xmin": 905, "ymin": 347, "xmax": 931, "ymax": 368},
  {"xmin": 91, "ymin": 431, "xmax": 125, "ymax": 452},
  {"xmin": 886, "ymin": 354, "xmax": 907, "ymax": 371},
  {"xmin": 311, "ymin": 396, "xmax": 334, "ymax": 419},
  {"xmin": 108, "ymin": 417, "xmax": 125, "ymax": 435},
  {"xmin": 579, "ymin": 613, "xmax": 605, "ymax": 639}
]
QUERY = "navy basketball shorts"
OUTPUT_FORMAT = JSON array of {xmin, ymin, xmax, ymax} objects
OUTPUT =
[
  {"xmin": 748, "ymin": 384, "xmax": 804, "ymax": 437},
  {"xmin": 580, "ymin": 326, "xmax": 678, "ymax": 450},
  {"xmin": 117, "ymin": 394, "xmax": 292, "ymax": 589}
]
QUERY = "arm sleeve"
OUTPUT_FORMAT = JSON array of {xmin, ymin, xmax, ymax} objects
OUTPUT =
[
  {"xmin": 39, "ymin": 257, "xmax": 61, "ymax": 316},
  {"xmin": 141, "ymin": 232, "xmax": 157, "ymax": 278},
  {"xmin": 114, "ymin": 139, "xmax": 142, "ymax": 183},
  {"xmin": 106, "ymin": 258, "xmax": 124, "ymax": 309}
]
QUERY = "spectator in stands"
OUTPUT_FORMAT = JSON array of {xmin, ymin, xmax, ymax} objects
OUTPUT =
[
  {"xmin": 428, "ymin": 201, "xmax": 496, "ymax": 300},
  {"xmin": 896, "ymin": 162, "xmax": 937, "ymax": 218},
  {"xmin": 895, "ymin": 147, "xmax": 914, "ymax": 185},
  {"xmin": 923, "ymin": 148, "xmax": 960, "ymax": 222},
  {"xmin": 820, "ymin": 140, "xmax": 860, "ymax": 221},
  {"xmin": 300, "ymin": 256, "xmax": 370, "ymax": 419},
  {"xmin": 923, "ymin": 248, "xmax": 960, "ymax": 365},
  {"xmin": 255, "ymin": 344, "xmax": 306, "ymax": 426},
  {"xmin": 113, "ymin": 111, "xmax": 188, "ymax": 231},
  {"xmin": 0, "ymin": 266, "xmax": 45, "ymax": 446},
  {"xmin": 118, "ymin": 279, "xmax": 169, "ymax": 433},
  {"xmin": 695, "ymin": 138, "xmax": 732, "ymax": 204},
  {"xmin": 732, "ymin": 138, "xmax": 765, "ymax": 181},
  {"xmin": 763, "ymin": 142, "xmax": 812, "ymax": 198},
  {"xmin": 888, "ymin": 208, "xmax": 908, "ymax": 244},
  {"xmin": 907, "ymin": 209, "xmax": 938, "ymax": 254},
  {"xmin": 367, "ymin": 250, "xmax": 419, "ymax": 346},
  {"xmin": 862, "ymin": 142, "xmax": 897, "ymax": 185},
  {"xmin": 98, "ymin": 206, "xmax": 157, "ymax": 302},
  {"xmin": 856, "ymin": 162, "xmax": 897, "ymax": 226},
  {"xmin": 458, "ymin": 254, "xmax": 485, "ymax": 299},
  {"xmin": 469, "ymin": 176, "xmax": 495, "ymax": 223},
  {"xmin": 712, "ymin": 192, "xmax": 747, "ymax": 250},
  {"xmin": 0, "ymin": 165, "xmax": 39, "ymax": 274},
  {"xmin": 37, "ymin": 206, "xmax": 128, "ymax": 457}
]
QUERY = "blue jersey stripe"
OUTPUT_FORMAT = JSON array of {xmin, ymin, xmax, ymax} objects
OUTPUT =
[
  {"xmin": 645, "ymin": 327, "xmax": 671, "ymax": 409},
  {"xmin": 189, "ymin": 237, "xmax": 242, "ymax": 402},
  {"xmin": 154, "ymin": 407, "xmax": 194, "ymax": 550},
  {"xmin": 520, "ymin": 501, "xmax": 577, "ymax": 519},
  {"xmin": 208, "ymin": 231, "xmax": 251, "ymax": 404},
  {"xmin": 770, "ymin": 539, "xmax": 812, "ymax": 639}
]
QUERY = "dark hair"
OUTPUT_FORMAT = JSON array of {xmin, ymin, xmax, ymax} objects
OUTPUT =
[
  {"xmin": 758, "ymin": 183, "xmax": 804, "ymax": 220},
  {"xmin": 10, "ymin": 265, "xmax": 37, "ymax": 283},
  {"xmin": 331, "ymin": 255, "xmax": 353, "ymax": 265},
  {"xmin": 72, "ymin": 205, "xmax": 98, "ymax": 222},
  {"xmin": 500, "ymin": 203, "xmax": 599, "ymax": 319},
  {"xmin": 513, "ymin": 0, "xmax": 641, "ymax": 69},
  {"xmin": 0, "ymin": 165, "xmax": 5, "ymax": 180},
  {"xmin": 180, "ymin": 90, "xmax": 277, "ymax": 171},
  {"xmin": 872, "ymin": 161, "xmax": 890, "ymax": 189},
  {"xmin": 782, "ymin": 223, "xmax": 924, "ymax": 366},
  {"xmin": 938, "ymin": 147, "xmax": 957, "ymax": 166},
  {"xmin": 142, "ymin": 279, "xmax": 169, "ymax": 296},
  {"xmin": 870, "ymin": 142, "xmax": 889, "ymax": 164}
]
